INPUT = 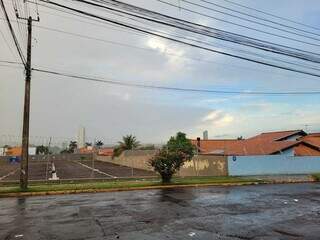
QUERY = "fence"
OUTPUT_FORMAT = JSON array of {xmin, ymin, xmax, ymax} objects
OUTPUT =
[{"xmin": 228, "ymin": 155, "xmax": 320, "ymax": 176}]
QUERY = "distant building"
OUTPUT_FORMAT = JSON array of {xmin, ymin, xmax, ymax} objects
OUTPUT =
[
  {"xmin": 192, "ymin": 130, "xmax": 320, "ymax": 156},
  {"xmin": 203, "ymin": 130, "xmax": 208, "ymax": 140},
  {"xmin": 77, "ymin": 127, "xmax": 86, "ymax": 149},
  {"xmin": 4, "ymin": 146, "xmax": 36, "ymax": 156},
  {"xmin": 97, "ymin": 148, "xmax": 114, "ymax": 156}
]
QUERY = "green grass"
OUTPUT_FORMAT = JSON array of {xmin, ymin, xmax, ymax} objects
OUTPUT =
[{"xmin": 0, "ymin": 176, "xmax": 264, "ymax": 195}]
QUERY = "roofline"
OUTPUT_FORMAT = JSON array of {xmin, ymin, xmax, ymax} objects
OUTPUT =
[
  {"xmin": 269, "ymin": 141, "xmax": 302, "ymax": 154},
  {"xmin": 190, "ymin": 139, "xmax": 239, "ymax": 141},
  {"xmin": 274, "ymin": 130, "xmax": 307, "ymax": 141}
]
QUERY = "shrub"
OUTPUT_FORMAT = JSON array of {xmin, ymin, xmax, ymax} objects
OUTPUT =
[{"xmin": 149, "ymin": 132, "xmax": 195, "ymax": 183}]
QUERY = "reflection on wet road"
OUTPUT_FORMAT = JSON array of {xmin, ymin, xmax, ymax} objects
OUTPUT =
[{"xmin": 1, "ymin": 183, "xmax": 320, "ymax": 239}]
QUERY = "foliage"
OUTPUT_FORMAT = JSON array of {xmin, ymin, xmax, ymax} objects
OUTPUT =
[
  {"xmin": 112, "ymin": 135, "xmax": 140, "ymax": 157},
  {"xmin": 85, "ymin": 142, "xmax": 92, "ymax": 147},
  {"xmin": 167, "ymin": 132, "xmax": 195, "ymax": 161},
  {"xmin": 149, "ymin": 132, "xmax": 195, "ymax": 183},
  {"xmin": 95, "ymin": 140, "xmax": 104, "ymax": 148},
  {"xmin": 60, "ymin": 141, "xmax": 77, "ymax": 154},
  {"xmin": 36, "ymin": 145, "xmax": 50, "ymax": 155}
]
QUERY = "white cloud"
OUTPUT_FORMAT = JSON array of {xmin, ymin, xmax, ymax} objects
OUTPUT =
[
  {"xmin": 201, "ymin": 110, "xmax": 234, "ymax": 127},
  {"xmin": 146, "ymin": 37, "xmax": 187, "ymax": 67}
]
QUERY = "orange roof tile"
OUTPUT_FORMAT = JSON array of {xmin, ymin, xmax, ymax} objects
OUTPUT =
[{"xmin": 247, "ymin": 130, "xmax": 306, "ymax": 141}]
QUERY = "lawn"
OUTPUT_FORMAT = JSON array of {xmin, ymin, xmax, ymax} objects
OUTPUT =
[{"xmin": 0, "ymin": 176, "xmax": 264, "ymax": 196}]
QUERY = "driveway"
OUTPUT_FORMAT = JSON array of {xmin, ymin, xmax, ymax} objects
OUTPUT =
[{"xmin": 1, "ymin": 183, "xmax": 320, "ymax": 239}]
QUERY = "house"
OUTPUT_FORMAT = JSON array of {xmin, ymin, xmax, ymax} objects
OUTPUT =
[
  {"xmin": 192, "ymin": 130, "xmax": 320, "ymax": 156},
  {"xmin": 4, "ymin": 146, "xmax": 36, "ymax": 156},
  {"xmin": 97, "ymin": 148, "xmax": 114, "ymax": 156}
]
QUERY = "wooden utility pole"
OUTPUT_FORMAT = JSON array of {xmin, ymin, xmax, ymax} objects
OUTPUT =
[{"xmin": 20, "ymin": 16, "xmax": 33, "ymax": 190}]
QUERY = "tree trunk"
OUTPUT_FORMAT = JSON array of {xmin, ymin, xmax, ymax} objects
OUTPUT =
[{"xmin": 161, "ymin": 174, "xmax": 172, "ymax": 184}]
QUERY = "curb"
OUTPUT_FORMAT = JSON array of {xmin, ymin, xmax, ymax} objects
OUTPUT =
[
  {"xmin": 0, "ymin": 179, "xmax": 318, "ymax": 198},
  {"xmin": 0, "ymin": 181, "xmax": 264, "ymax": 198}
]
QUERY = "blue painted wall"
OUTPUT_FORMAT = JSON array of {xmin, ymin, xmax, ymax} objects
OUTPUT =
[{"xmin": 228, "ymin": 155, "xmax": 320, "ymax": 176}]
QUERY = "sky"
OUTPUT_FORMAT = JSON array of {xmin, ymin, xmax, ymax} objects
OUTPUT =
[{"xmin": 1, "ymin": 0, "xmax": 320, "ymax": 146}]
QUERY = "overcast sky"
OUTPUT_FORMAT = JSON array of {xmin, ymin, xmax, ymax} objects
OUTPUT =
[{"xmin": 1, "ymin": 0, "xmax": 320, "ymax": 146}]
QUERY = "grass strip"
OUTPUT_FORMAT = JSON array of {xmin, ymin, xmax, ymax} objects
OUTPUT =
[{"xmin": 0, "ymin": 176, "xmax": 263, "ymax": 196}]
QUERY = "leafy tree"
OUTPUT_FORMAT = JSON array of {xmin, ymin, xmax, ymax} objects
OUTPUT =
[
  {"xmin": 149, "ymin": 132, "xmax": 195, "ymax": 183},
  {"xmin": 112, "ymin": 135, "xmax": 140, "ymax": 157},
  {"xmin": 36, "ymin": 145, "xmax": 49, "ymax": 155},
  {"xmin": 64, "ymin": 141, "xmax": 77, "ymax": 153}
]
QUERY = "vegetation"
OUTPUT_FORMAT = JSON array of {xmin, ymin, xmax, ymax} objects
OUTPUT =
[
  {"xmin": 312, "ymin": 173, "xmax": 320, "ymax": 181},
  {"xmin": 95, "ymin": 140, "xmax": 104, "ymax": 149},
  {"xmin": 60, "ymin": 141, "xmax": 77, "ymax": 154},
  {"xmin": 0, "ymin": 176, "xmax": 263, "ymax": 195},
  {"xmin": 112, "ymin": 135, "xmax": 140, "ymax": 157},
  {"xmin": 36, "ymin": 145, "xmax": 50, "ymax": 155},
  {"xmin": 149, "ymin": 132, "xmax": 195, "ymax": 183}
]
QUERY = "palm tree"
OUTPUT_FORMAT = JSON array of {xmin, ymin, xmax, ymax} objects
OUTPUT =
[
  {"xmin": 119, "ymin": 135, "xmax": 140, "ymax": 150},
  {"xmin": 95, "ymin": 140, "xmax": 104, "ymax": 149},
  {"xmin": 68, "ymin": 141, "xmax": 77, "ymax": 153},
  {"xmin": 112, "ymin": 135, "xmax": 140, "ymax": 157}
]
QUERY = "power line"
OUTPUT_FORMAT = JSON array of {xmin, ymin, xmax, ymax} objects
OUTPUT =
[
  {"xmin": 20, "ymin": 1, "xmax": 320, "ymax": 73},
  {"xmin": 0, "ymin": 22, "xmax": 18, "ymax": 60},
  {"xmin": 222, "ymin": 0, "xmax": 320, "ymax": 32},
  {"xmin": 22, "ymin": 1, "xmax": 320, "ymax": 74},
  {"xmin": 38, "ymin": 0, "xmax": 320, "ymax": 78},
  {"xmin": 196, "ymin": 0, "xmax": 320, "ymax": 38},
  {"xmin": 25, "ymin": 0, "xmax": 148, "ymax": 37},
  {"xmin": 0, "ymin": 63, "xmax": 23, "ymax": 69},
  {"xmin": 0, "ymin": 59, "xmax": 22, "ymax": 64},
  {"xmin": 157, "ymin": 0, "xmax": 320, "ymax": 47},
  {"xmin": 31, "ymin": 23, "xmax": 320, "ymax": 74},
  {"xmin": 32, "ymin": 67, "xmax": 320, "ymax": 95},
  {"xmin": 75, "ymin": 0, "xmax": 320, "ymax": 63},
  {"xmin": 0, "ymin": 0, "xmax": 26, "ymax": 66}
]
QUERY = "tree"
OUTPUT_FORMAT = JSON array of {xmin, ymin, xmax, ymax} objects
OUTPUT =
[
  {"xmin": 69, "ymin": 141, "xmax": 77, "ymax": 152},
  {"xmin": 112, "ymin": 135, "xmax": 140, "ymax": 157},
  {"xmin": 149, "ymin": 132, "xmax": 195, "ymax": 183},
  {"xmin": 95, "ymin": 140, "xmax": 104, "ymax": 149},
  {"xmin": 36, "ymin": 145, "xmax": 49, "ymax": 155}
]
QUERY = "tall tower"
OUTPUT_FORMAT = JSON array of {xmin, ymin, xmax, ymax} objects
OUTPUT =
[
  {"xmin": 203, "ymin": 130, "xmax": 208, "ymax": 140},
  {"xmin": 77, "ymin": 127, "xmax": 86, "ymax": 148}
]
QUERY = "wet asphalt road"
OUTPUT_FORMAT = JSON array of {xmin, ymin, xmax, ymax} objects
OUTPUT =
[{"xmin": 0, "ymin": 183, "xmax": 320, "ymax": 240}]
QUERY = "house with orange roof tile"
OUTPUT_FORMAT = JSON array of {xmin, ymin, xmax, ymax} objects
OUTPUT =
[{"xmin": 192, "ymin": 130, "xmax": 320, "ymax": 156}]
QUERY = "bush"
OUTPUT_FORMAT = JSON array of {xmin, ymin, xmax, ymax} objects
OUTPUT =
[{"xmin": 149, "ymin": 132, "xmax": 195, "ymax": 183}]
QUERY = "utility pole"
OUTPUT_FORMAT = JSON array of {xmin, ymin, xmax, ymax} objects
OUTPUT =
[
  {"xmin": 20, "ymin": 17, "xmax": 32, "ymax": 190},
  {"xmin": 19, "ymin": 14, "xmax": 39, "ymax": 190}
]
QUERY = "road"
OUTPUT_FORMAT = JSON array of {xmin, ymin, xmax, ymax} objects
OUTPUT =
[{"xmin": 1, "ymin": 183, "xmax": 320, "ymax": 240}]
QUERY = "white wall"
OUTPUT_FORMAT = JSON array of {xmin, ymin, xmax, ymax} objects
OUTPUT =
[{"xmin": 228, "ymin": 155, "xmax": 320, "ymax": 176}]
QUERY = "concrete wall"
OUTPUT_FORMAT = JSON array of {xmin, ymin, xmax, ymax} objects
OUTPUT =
[
  {"xmin": 96, "ymin": 150, "xmax": 156, "ymax": 171},
  {"xmin": 97, "ymin": 150, "xmax": 228, "ymax": 177},
  {"xmin": 178, "ymin": 155, "xmax": 228, "ymax": 177},
  {"xmin": 228, "ymin": 155, "xmax": 320, "ymax": 176}
]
